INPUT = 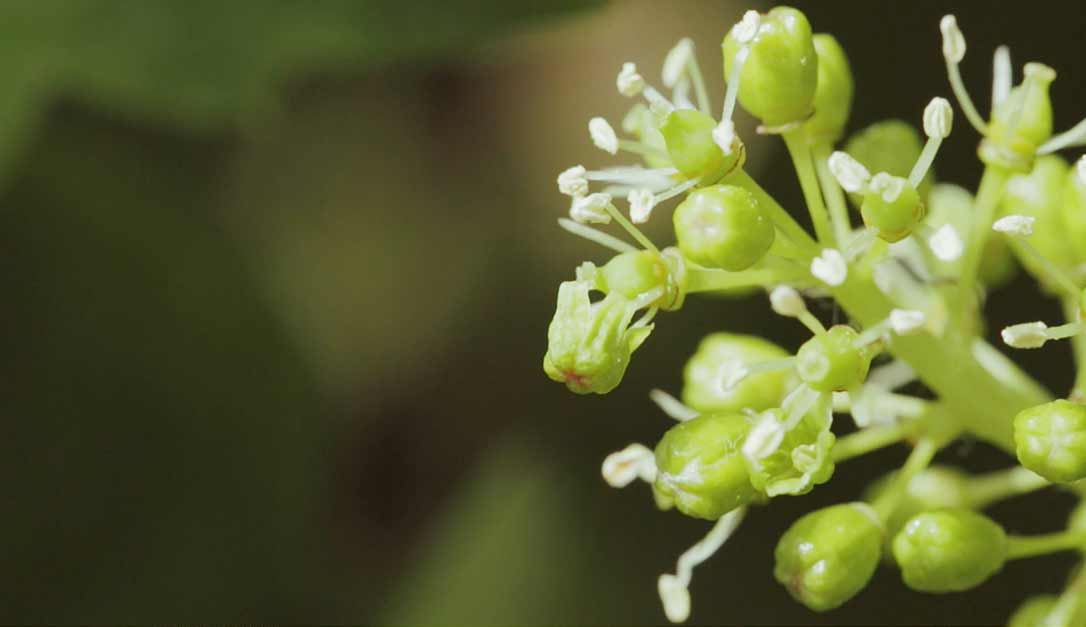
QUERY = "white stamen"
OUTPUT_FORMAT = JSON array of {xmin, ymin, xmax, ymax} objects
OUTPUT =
[
  {"xmin": 658, "ymin": 575, "xmax": 690, "ymax": 624},
  {"xmin": 628, "ymin": 188, "xmax": 657, "ymax": 224},
  {"xmin": 658, "ymin": 508, "xmax": 746, "ymax": 624},
  {"xmin": 601, "ymin": 443, "xmax": 657, "ymax": 487},
  {"xmin": 643, "ymin": 86, "xmax": 676, "ymax": 118},
  {"xmin": 828, "ymin": 151, "xmax": 871, "ymax": 193},
  {"xmin": 716, "ymin": 360, "xmax": 750, "ymax": 392},
  {"xmin": 671, "ymin": 77, "xmax": 696, "ymax": 111},
  {"xmin": 662, "ymin": 39, "xmax": 695, "ymax": 88},
  {"xmin": 811, "ymin": 249, "xmax": 848, "ymax": 286},
  {"xmin": 1002, "ymin": 321, "xmax": 1049, "ymax": 349},
  {"xmin": 742, "ymin": 411, "xmax": 786, "ymax": 461},
  {"xmin": 617, "ymin": 62, "xmax": 645, "ymax": 97},
  {"xmin": 584, "ymin": 166, "xmax": 677, "ymax": 191},
  {"xmin": 929, "ymin": 224, "xmax": 964, "ymax": 261},
  {"xmin": 649, "ymin": 389, "xmax": 699, "ymax": 422},
  {"xmin": 733, "ymin": 10, "xmax": 761, "ymax": 44},
  {"xmin": 569, "ymin": 193, "xmax": 615, "ymax": 224},
  {"xmin": 557, "ymin": 165, "xmax": 589, "ymax": 197},
  {"xmin": 769, "ymin": 285, "xmax": 806, "ymax": 318},
  {"xmin": 869, "ymin": 172, "xmax": 906, "ymax": 203},
  {"xmin": 589, "ymin": 117, "xmax": 619, "ymax": 155},
  {"xmin": 992, "ymin": 214, "xmax": 1035, "ymax": 237},
  {"xmin": 889, "ymin": 309, "xmax": 927, "ymax": 335},
  {"xmin": 992, "ymin": 46, "xmax": 1012, "ymax": 109},
  {"xmin": 940, "ymin": 15, "xmax": 966, "ymax": 64},
  {"xmin": 923, "ymin": 97, "xmax": 954, "ymax": 139},
  {"xmin": 711, "ymin": 119, "xmax": 736, "ymax": 156}
]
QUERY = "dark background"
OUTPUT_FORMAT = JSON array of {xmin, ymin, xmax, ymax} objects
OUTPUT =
[{"xmin": 2, "ymin": 1, "xmax": 1084, "ymax": 624}]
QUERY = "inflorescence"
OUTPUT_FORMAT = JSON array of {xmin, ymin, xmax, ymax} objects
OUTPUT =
[{"xmin": 543, "ymin": 7, "xmax": 1086, "ymax": 625}]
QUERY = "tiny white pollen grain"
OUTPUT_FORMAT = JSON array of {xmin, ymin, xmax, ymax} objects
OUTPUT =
[
  {"xmin": 557, "ymin": 165, "xmax": 589, "ymax": 197},
  {"xmin": 828, "ymin": 151, "xmax": 871, "ymax": 193},
  {"xmin": 617, "ymin": 62, "xmax": 645, "ymax": 97},
  {"xmin": 601, "ymin": 443, "xmax": 656, "ymax": 488},
  {"xmin": 589, "ymin": 117, "xmax": 619, "ymax": 155},
  {"xmin": 992, "ymin": 214, "xmax": 1035, "ymax": 237},
  {"xmin": 940, "ymin": 15, "xmax": 966, "ymax": 64},
  {"xmin": 570, "ymin": 193, "xmax": 614, "ymax": 224},
  {"xmin": 628, "ymin": 188, "xmax": 657, "ymax": 224},
  {"xmin": 769, "ymin": 285, "xmax": 806, "ymax": 318},
  {"xmin": 733, "ymin": 10, "xmax": 761, "ymax": 44},
  {"xmin": 1002, "ymin": 321, "xmax": 1049, "ymax": 349},
  {"xmin": 923, "ymin": 97, "xmax": 954, "ymax": 139},
  {"xmin": 929, "ymin": 224, "xmax": 964, "ymax": 261},
  {"xmin": 811, "ymin": 249, "xmax": 848, "ymax": 286},
  {"xmin": 658, "ymin": 575, "xmax": 691, "ymax": 624}
]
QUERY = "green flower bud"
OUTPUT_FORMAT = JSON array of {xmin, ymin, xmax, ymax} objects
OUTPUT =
[
  {"xmin": 891, "ymin": 508, "xmax": 1008, "ymax": 593},
  {"xmin": 744, "ymin": 396, "xmax": 835, "ymax": 497},
  {"xmin": 774, "ymin": 502, "xmax": 883, "ymax": 611},
  {"xmin": 543, "ymin": 280, "xmax": 652, "ymax": 395},
  {"xmin": 805, "ymin": 33, "xmax": 853, "ymax": 142},
  {"xmin": 863, "ymin": 465, "xmax": 971, "ymax": 538},
  {"xmin": 660, "ymin": 109, "xmax": 741, "ymax": 180},
  {"xmin": 673, "ymin": 184, "xmax": 776, "ymax": 271},
  {"xmin": 796, "ymin": 325, "xmax": 872, "ymax": 392},
  {"xmin": 1063, "ymin": 161, "xmax": 1086, "ymax": 266},
  {"xmin": 981, "ymin": 63, "xmax": 1056, "ymax": 172},
  {"xmin": 654, "ymin": 412, "xmax": 757, "ymax": 520},
  {"xmin": 860, "ymin": 173, "xmax": 925, "ymax": 242},
  {"xmin": 722, "ymin": 7, "xmax": 818, "ymax": 127},
  {"xmin": 681, "ymin": 333, "xmax": 795, "ymax": 413},
  {"xmin": 1001, "ymin": 155, "xmax": 1078, "ymax": 283},
  {"xmin": 844, "ymin": 119, "xmax": 932, "ymax": 204},
  {"xmin": 1008, "ymin": 595, "xmax": 1060, "ymax": 627},
  {"xmin": 623, "ymin": 103, "xmax": 672, "ymax": 169},
  {"xmin": 1014, "ymin": 399, "xmax": 1086, "ymax": 484},
  {"xmin": 597, "ymin": 250, "xmax": 667, "ymax": 300},
  {"xmin": 926, "ymin": 184, "xmax": 1017, "ymax": 288}
]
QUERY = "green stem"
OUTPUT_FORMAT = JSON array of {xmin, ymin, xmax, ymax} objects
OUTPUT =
[
  {"xmin": 967, "ymin": 466, "xmax": 1050, "ymax": 509},
  {"xmin": 1006, "ymin": 530, "xmax": 1086, "ymax": 560},
  {"xmin": 811, "ymin": 142, "xmax": 853, "ymax": 245},
  {"xmin": 603, "ymin": 204, "xmax": 659, "ymax": 255},
  {"xmin": 1064, "ymin": 297, "xmax": 1086, "ymax": 402},
  {"xmin": 873, "ymin": 437, "xmax": 941, "ymax": 521},
  {"xmin": 831, "ymin": 421, "xmax": 917, "ymax": 463},
  {"xmin": 1048, "ymin": 563, "xmax": 1086, "ymax": 627},
  {"xmin": 956, "ymin": 165, "xmax": 1010, "ymax": 331},
  {"xmin": 685, "ymin": 266, "xmax": 806, "ymax": 293},
  {"xmin": 782, "ymin": 130, "xmax": 836, "ymax": 247}
]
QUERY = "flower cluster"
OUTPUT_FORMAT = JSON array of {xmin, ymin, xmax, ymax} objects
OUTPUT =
[{"xmin": 542, "ymin": 6, "xmax": 1086, "ymax": 624}]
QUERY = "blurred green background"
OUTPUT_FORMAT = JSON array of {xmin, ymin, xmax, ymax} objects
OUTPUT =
[{"xmin": 3, "ymin": 0, "xmax": 1085, "ymax": 624}]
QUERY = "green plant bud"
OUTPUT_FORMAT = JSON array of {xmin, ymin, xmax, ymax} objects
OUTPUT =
[
  {"xmin": 744, "ymin": 397, "xmax": 835, "ymax": 497},
  {"xmin": 860, "ymin": 173, "xmax": 924, "ymax": 242},
  {"xmin": 660, "ymin": 109, "xmax": 740, "ymax": 180},
  {"xmin": 981, "ymin": 63, "xmax": 1056, "ymax": 172},
  {"xmin": 653, "ymin": 412, "xmax": 757, "ymax": 520},
  {"xmin": 543, "ymin": 280, "xmax": 652, "ymax": 395},
  {"xmin": 863, "ymin": 465, "xmax": 971, "ymax": 538},
  {"xmin": 805, "ymin": 33, "xmax": 853, "ymax": 142},
  {"xmin": 1008, "ymin": 595, "xmax": 1060, "ymax": 627},
  {"xmin": 926, "ymin": 184, "xmax": 1017, "ymax": 288},
  {"xmin": 673, "ymin": 184, "xmax": 776, "ymax": 271},
  {"xmin": 844, "ymin": 120, "xmax": 932, "ymax": 204},
  {"xmin": 1013, "ymin": 399, "xmax": 1086, "ymax": 484},
  {"xmin": 1001, "ymin": 155, "xmax": 1078, "ymax": 282},
  {"xmin": 796, "ymin": 325, "xmax": 872, "ymax": 392},
  {"xmin": 722, "ymin": 6, "xmax": 818, "ymax": 127},
  {"xmin": 774, "ymin": 502, "xmax": 883, "ymax": 611},
  {"xmin": 623, "ymin": 103, "xmax": 672, "ymax": 169},
  {"xmin": 681, "ymin": 332, "xmax": 795, "ymax": 413},
  {"xmin": 597, "ymin": 251, "xmax": 669, "ymax": 301},
  {"xmin": 1063, "ymin": 163, "xmax": 1086, "ymax": 265},
  {"xmin": 891, "ymin": 508, "xmax": 1008, "ymax": 593}
]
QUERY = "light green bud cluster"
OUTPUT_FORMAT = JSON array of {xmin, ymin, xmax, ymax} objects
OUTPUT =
[
  {"xmin": 1014, "ymin": 399, "xmax": 1086, "ymax": 484},
  {"xmin": 805, "ymin": 33, "xmax": 853, "ymax": 142},
  {"xmin": 673, "ymin": 184, "xmax": 776, "ymax": 271},
  {"xmin": 891, "ymin": 508, "xmax": 1008, "ymax": 592},
  {"xmin": 774, "ymin": 502, "xmax": 884, "ymax": 611},
  {"xmin": 681, "ymin": 333, "xmax": 794, "ymax": 413},
  {"xmin": 744, "ymin": 399, "xmax": 835, "ymax": 497},
  {"xmin": 795, "ymin": 325, "xmax": 873, "ymax": 392},
  {"xmin": 980, "ymin": 64, "xmax": 1056, "ymax": 172}
]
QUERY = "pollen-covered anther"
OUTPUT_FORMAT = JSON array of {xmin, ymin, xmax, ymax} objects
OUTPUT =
[
  {"xmin": 662, "ymin": 38, "xmax": 695, "ymax": 88},
  {"xmin": 557, "ymin": 165, "xmax": 589, "ymax": 197},
  {"xmin": 601, "ymin": 443, "xmax": 657, "ymax": 487},
  {"xmin": 992, "ymin": 214, "xmax": 1035, "ymax": 237},
  {"xmin": 733, "ymin": 10, "xmax": 761, "ymax": 44},
  {"xmin": 570, "ymin": 193, "xmax": 615, "ymax": 224},
  {"xmin": 940, "ymin": 15, "xmax": 966, "ymax": 64},
  {"xmin": 712, "ymin": 119, "xmax": 737, "ymax": 156},
  {"xmin": 929, "ymin": 224, "xmax": 964, "ymax": 262},
  {"xmin": 628, "ymin": 188, "xmax": 657, "ymax": 224},
  {"xmin": 889, "ymin": 309, "xmax": 927, "ymax": 335},
  {"xmin": 811, "ymin": 249, "xmax": 848, "ymax": 286},
  {"xmin": 617, "ymin": 62, "xmax": 645, "ymax": 97},
  {"xmin": 589, "ymin": 117, "xmax": 619, "ymax": 155},
  {"xmin": 1002, "ymin": 321, "xmax": 1049, "ymax": 349},
  {"xmin": 770, "ymin": 285, "xmax": 807, "ymax": 318},
  {"xmin": 658, "ymin": 574, "xmax": 690, "ymax": 623},
  {"xmin": 923, "ymin": 97, "xmax": 954, "ymax": 139},
  {"xmin": 869, "ymin": 172, "xmax": 906, "ymax": 203},
  {"xmin": 828, "ymin": 151, "xmax": 871, "ymax": 193},
  {"xmin": 742, "ymin": 411, "xmax": 786, "ymax": 461}
]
